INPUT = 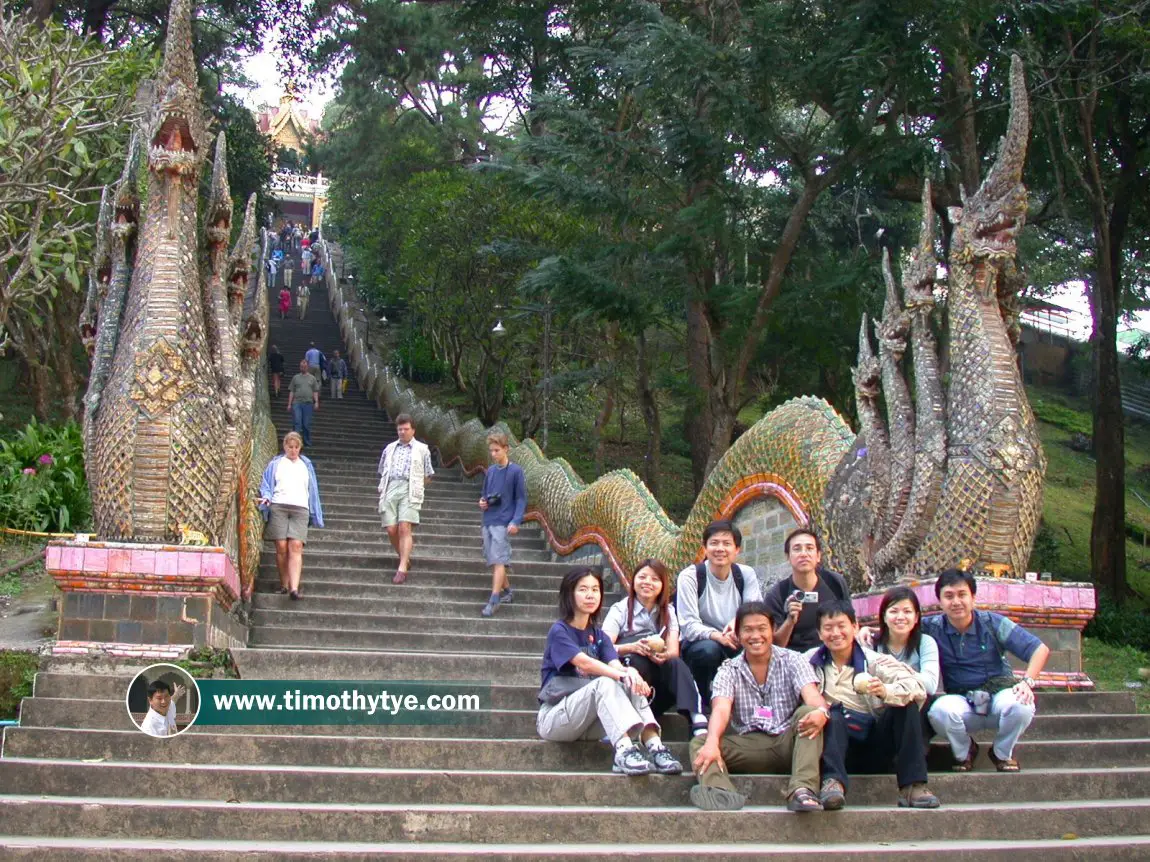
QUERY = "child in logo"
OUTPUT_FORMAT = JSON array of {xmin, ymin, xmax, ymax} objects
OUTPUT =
[{"xmin": 139, "ymin": 680, "xmax": 186, "ymax": 737}]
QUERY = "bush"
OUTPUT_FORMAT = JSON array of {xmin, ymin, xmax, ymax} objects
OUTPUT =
[
  {"xmin": 0, "ymin": 420, "xmax": 91, "ymax": 533},
  {"xmin": 1084, "ymin": 597, "xmax": 1150, "ymax": 653},
  {"xmin": 394, "ymin": 331, "xmax": 447, "ymax": 384},
  {"xmin": 0, "ymin": 650, "xmax": 38, "ymax": 720}
]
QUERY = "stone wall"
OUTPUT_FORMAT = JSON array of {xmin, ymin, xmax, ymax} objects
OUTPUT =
[{"xmin": 732, "ymin": 496, "xmax": 800, "ymax": 590}]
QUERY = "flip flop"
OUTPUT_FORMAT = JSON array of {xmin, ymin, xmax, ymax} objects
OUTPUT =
[
  {"xmin": 988, "ymin": 748, "xmax": 1021, "ymax": 772},
  {"xmin": 689, "ymin": 785, "xmax": 745, "ymax": 811},
  {"xmin": 787, "ymin": 787, "xmax": 823, "ymax": 812}
]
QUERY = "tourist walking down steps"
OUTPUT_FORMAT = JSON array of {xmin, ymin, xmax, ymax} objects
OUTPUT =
[
  {"xmin": 259, "ymin": 431, "xmax": 325, "ymax": 601},
  {"xmin": 377, "ymin": 413, "xmax": 434, "ymax": 584}
]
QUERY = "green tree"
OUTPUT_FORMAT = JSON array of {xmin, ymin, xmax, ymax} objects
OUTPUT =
[{"xmin": 0, "ymin": 10, "xmax": 153, "ymax": 419}]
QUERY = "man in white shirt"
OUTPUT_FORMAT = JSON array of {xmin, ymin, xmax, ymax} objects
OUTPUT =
[
  {"xmin": 139, "ymin": 680, "xmax": 186, "ymax": 737},
  {"xmin": 377, "ymin": 414, "xmax": 435, "ymax": 584},
  {"xmin": 675, "ymin": 520, "xmax": 763, "ymax": 710}
]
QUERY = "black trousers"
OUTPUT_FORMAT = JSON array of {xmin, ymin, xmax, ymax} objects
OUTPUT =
[
  {"xmin": 682, "ymin": 639, "xmax": 740, "ymax": 710},
  {"xmin": 821, "ymin": 701, "xmax": 929, "ymax": 791},
  {"xmin": 624, "ymin": 654, "xmax": 706, "ymax": 731}
]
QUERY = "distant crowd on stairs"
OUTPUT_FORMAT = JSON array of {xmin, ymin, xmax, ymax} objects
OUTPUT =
[{"xmin": 253, "ymin": 227, "xmax": 1054, "ymax": 819}]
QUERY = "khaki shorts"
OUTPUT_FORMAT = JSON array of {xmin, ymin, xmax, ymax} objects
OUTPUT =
[
  {"xmin": 380, "ymin": 479, "xmax": 421, "ymax": 526},
  {"xmin": 267, "ymin": 503, "xmax": 309, "ymax": 542}
]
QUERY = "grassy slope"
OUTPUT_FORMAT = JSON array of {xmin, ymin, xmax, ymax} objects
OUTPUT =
[
  {"xmin": 1029, "ymin": 385, "xmax": 1150, "ymax": 597},
  {"xmin": 1082, "ymin": 638, "xmax": 1150, "ymax": 713}
]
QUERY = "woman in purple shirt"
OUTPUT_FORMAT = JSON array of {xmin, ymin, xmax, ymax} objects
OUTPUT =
[{"xmin": 536, "ymin": 567, "xmax": 683, "ymax": 776}]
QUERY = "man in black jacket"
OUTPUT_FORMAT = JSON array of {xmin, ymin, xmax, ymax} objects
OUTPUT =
[{"xmin": 763, "ymin": 528, "xmax": 850, "ymax": 653}]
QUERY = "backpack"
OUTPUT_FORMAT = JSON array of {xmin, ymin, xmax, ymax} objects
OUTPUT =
[{"xmin": 695, "ymin": 562, "xmax": 748, "ymax": 601}]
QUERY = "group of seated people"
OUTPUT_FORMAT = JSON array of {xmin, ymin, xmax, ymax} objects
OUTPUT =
[{"xmin": 537, "ymin": 520, "xmax": 1051, "ymax": 812}]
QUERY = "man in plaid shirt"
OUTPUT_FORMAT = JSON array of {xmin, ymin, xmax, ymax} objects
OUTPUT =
[{"xmin": 689, "ymin": 600, "xmax": 830, "ymax": 812}]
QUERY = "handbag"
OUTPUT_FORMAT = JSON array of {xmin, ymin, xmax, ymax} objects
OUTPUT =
[
  {"xmin": 537, "ymin": 674, "xmax": 593, "ymax": 705},
  {"xmin": 841, "ymin": 707, "xmax": 877, "ymax": 742}
]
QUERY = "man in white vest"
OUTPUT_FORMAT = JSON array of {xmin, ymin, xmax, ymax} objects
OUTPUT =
[{"xmin": 377, "ymin": 413, "xmax": 435, "ymax": 584}]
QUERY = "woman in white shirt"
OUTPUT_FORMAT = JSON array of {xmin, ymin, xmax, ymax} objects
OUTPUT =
[
  {"xmin": 259, "ymin": 432, "xmax": 325, "ymax": 600},
  {"xmin": 873, "ymin": 586, "xmax": 940, "ymax": 696},
  {"xmin": 603, "ymin": 559, "xmax": 708, "ymax": 737}
]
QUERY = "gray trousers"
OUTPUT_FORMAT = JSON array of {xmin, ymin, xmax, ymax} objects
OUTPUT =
[{"xmin": 536, "ymin": 676, "xmax": 659, "ymax": 746}]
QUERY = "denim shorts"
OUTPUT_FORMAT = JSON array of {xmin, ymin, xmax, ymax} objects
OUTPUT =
[{"xmin": 482, "ymin": 525, "xmax": 512, "ymax": 566}]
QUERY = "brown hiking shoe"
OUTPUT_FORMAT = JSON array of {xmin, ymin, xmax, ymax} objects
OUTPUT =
[
  {"xmin": 898, "ymin": 783, "xmax": 940, "ymax": 809},
  {"xmin": 819, "ymin": 778, "xmax": 846, "ymax": 810}
]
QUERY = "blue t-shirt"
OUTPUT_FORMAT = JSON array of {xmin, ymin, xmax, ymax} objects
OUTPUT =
[
  {"xmin": 540, "ymin": 620, "xmax": 618, "ymax": 688},
  {"xmin": 482, "ymin": 462, "xmax": 528, "ymax": 528},
  {"xmin": 921, "ymin": 610, "xmax": 1043, "ymax": 693}
]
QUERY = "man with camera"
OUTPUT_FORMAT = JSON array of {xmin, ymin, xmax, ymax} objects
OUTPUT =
[
  {"xmin": 478, "ymin": 432, "xmax": 528, "ymax": 618},
  {"xmin": 764, "ymin": 528, "xmax": 851, "ymax": 653}
]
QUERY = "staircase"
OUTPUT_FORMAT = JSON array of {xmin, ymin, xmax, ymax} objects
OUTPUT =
[{"xmin": 2, "ymin": 255, "xmax": 1150, "ymax": 858}]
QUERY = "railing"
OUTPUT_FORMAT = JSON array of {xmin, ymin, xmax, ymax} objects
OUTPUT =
[{"xmin": 269, "ymin": 171, "xmax": 330, "ymax": 197}]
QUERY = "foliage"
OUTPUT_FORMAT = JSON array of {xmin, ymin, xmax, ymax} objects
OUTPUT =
[
  {"xmin": 174, "ymin": 646, "xmax": 239, "ymax": 679},
  {"xmin": 1084, "ymin": 599, "xmax": 1150, "ymax": 654},
  {"xmin": 0, "ymin": 420, "xmax": 90, "ymax": 533},
  {"xmin": 1081, "ymin": 638, "xmax": 1150, "ymax": 714},
  {"xmin": 394, "ymin": 330, "xmax": 447, "ymax": 384},
  {"xmin": 0, "ymin": 650, "xmax": 37, "ymax": 720},
  {"xmin": 1029, "ymin": 396, "xmax": 1094, "ymax": 438},
  {"xmin": 208, "ymin": 94, "xmax": 275, "ymax": 229}
]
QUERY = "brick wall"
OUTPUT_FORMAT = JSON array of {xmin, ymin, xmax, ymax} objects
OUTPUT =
[{"xmin": 733, "ymin": 497, "xmax": 800, "ymax": 590}]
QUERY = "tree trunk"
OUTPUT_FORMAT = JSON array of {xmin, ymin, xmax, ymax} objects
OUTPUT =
[
  {"xmin": 1090, "ymin": 266, "xmax": 1126, "ymax": 601},
  {"xmin": 636, "ymin": 329, "xmax": 661, "ymax": 495},
  {"xmin": 592, "ymin": 386, "xmax": 614, "ymax": 477},
  {"xmin": 31, "ymin": 0, "xmax": 55, "ymax": 25},
  {"xmin": 53, "ymin": 299, "xmax": 83, "ymax": 421}
]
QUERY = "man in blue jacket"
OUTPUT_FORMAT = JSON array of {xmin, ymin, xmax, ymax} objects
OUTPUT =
[{"xmin": 478, "ymin": 432, "xmax": 528, "ymax": 618}]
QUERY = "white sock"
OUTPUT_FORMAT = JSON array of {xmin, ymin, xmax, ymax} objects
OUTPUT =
[
  {"xmin": 644, "ymin": 734, "xmax": 663, "ymax": 750},
  {"xmin": 614, "ymin": 737, "xmax": 636, "ymax": 756}
]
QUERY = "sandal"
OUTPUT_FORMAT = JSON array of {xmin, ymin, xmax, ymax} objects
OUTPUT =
[
  {"xmin": 988, "ymin": 748, "xmax": 1020, "ymax": 772},
  {"xmin": 953, "ymin": 738, "xmax": 979, "ymax": 772},
  {"xmin": 276, "ymin": 587, "xmax": 289, "ymax": 595},
  {"xmin": 289, "ymin": 590, "xmax": 300, "ymax": 601},
  {"xmin": 786, "ymin": 787, "xmax": 823, "ymax": 812},
  {"xmin": 392, "ymin": 570, "xmax": 408, "ymax": 585}
]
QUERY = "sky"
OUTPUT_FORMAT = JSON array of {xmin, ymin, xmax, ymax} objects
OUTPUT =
[{"xmin": 230, "ymin": 42, "xmax": 333, "ymax": 120}]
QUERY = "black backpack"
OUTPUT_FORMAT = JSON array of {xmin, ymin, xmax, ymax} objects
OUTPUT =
[{"xmin": 695, "ymin": 562, "xmax": 747, "ymax": 600}]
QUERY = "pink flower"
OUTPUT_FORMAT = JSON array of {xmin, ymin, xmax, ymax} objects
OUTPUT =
[
  {"xmin": 38, "ymin": 454, "xmax": 54, "ymax": 465},
  {"xmin": 22, "ymin": 467, "xmax": 36, "ymax": 475}
]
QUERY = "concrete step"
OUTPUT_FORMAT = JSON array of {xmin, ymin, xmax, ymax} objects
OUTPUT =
[
  {"xmin": 300, "ymin": 523, "xmax": 545, "ymax": 543},
  {"xmin": 251, "ymin": 579, "xmax": 562, "ymax": 608},
  {"xmin": 18, "ymin": 695, "xmax": 1150, "ymax": 744},
  {"xmin": 2, "ymin": 759, "xmax": 1148, "ymax": 808},
  {"xmin": 231, "ymin": 646, "xmax": 545, "ymax": 684},
  {"xmin": 3, "ymin": 836, "xmax": 1150, "ymax": 861},
  {"xmin": 256, "ymin": 550, "xmax": 581, "ymax": 575},
  {"xmin": 0, "ymin": 794, "xmax": 1146, "ymax": 844},
  {"xmin": 299, "ymin": 532, "xmax": 549, "ymax": 553},
  {"xmin": 252, "ymin": 567, "xmax": 564, "ymax": 591},
  {"xmin": 245, "ymin": 592, "xmax": 570, "ymax": 622},
  {"xmin": 9, "ymin": 726, "xmax": 1150, "ymax": 773},
  {"xmin": 248, "ymin": 624, "xmax": 544, "ymax": 654},
  {"xmin": 250, "ymin": 607, "xmax": 555, "ymax": 636}
]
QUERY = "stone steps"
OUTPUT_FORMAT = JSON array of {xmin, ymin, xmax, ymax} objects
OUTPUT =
[
  {"xmin": 15, "ymin": 697, "xmax": 1150, "ymax": 743},
  {"xmin": 5, "ymin": 257, "xmax": 1148, "ymax": 859},
  {"xmin": 4, "ymin": 837, "xmax": 1150, "ymax": 861},
  {"xmin": 28, "ymin": 672, "xmax": 1140, "ymax": 715},
  {"xmin": 4, "ymin": 758, "xmax": 1148, "ymax": 808},
  {"xmin": 0, "ymin": 794, "xmax": 1147, "ymax": 845}
]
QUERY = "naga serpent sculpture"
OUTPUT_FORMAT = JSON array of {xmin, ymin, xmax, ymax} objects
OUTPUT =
[
  {"xmin": 79, "ymin": 0, "xmax": 1042, "ymax": 599},
  {"xmin": 332, "ymin": 55, "xmax": 1042, "ymax": 591},
  {"xmin": 80, "ymin": 0, "xmax": 276, "ymax": 590}
]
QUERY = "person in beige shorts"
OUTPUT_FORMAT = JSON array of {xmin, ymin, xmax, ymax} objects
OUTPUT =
[
  {"xmin": 377, "ymin": 415, "xmax": 434, "ymax": 584},
  {"xmin": 259, "ymin": 432, "xmax": 325, "ymax": 600}
]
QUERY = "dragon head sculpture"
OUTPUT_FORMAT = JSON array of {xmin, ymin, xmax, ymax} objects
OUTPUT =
[
  {"xmin": 948, "ymin": 55, "xmax": 1029, "ymax": 269},
  {"xmin": 146, "ymin": 0, "xmax": 206, "ymax": 178}
]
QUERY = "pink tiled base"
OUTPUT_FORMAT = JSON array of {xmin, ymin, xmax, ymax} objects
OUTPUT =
[
  {"xmin": 51, "ymin": 641, "xmax": 188, "ymax": 660},
  {"xmin": 853, "ymin": 577, "xmax": 1096, "ymax": 629},
  {"xmin": 47, "ymin": 539, "xmax": 241, "ymax": 603}
]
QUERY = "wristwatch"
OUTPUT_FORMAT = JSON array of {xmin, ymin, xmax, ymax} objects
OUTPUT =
[
  {"xmin": 816, "ymin": 705, "xmax": 831, "ymax": 718},
  {"xmin": 1021, "ymin": 676, "xmax": 1035, "ymax": 688}
]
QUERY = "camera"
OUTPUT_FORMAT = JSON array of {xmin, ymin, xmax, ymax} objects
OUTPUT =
[{"xmin": 485, "ymin": 493, "xmax": 503, "ymax": 507}]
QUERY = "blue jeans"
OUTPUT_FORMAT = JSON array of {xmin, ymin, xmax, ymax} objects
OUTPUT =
[
  {"xmin": 292, "ymin": 403, "xmax": 314, "ymax": 446},
  {"xmin": 683, "ymin": 638, "xmax": 739, "ymax": 711}
]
